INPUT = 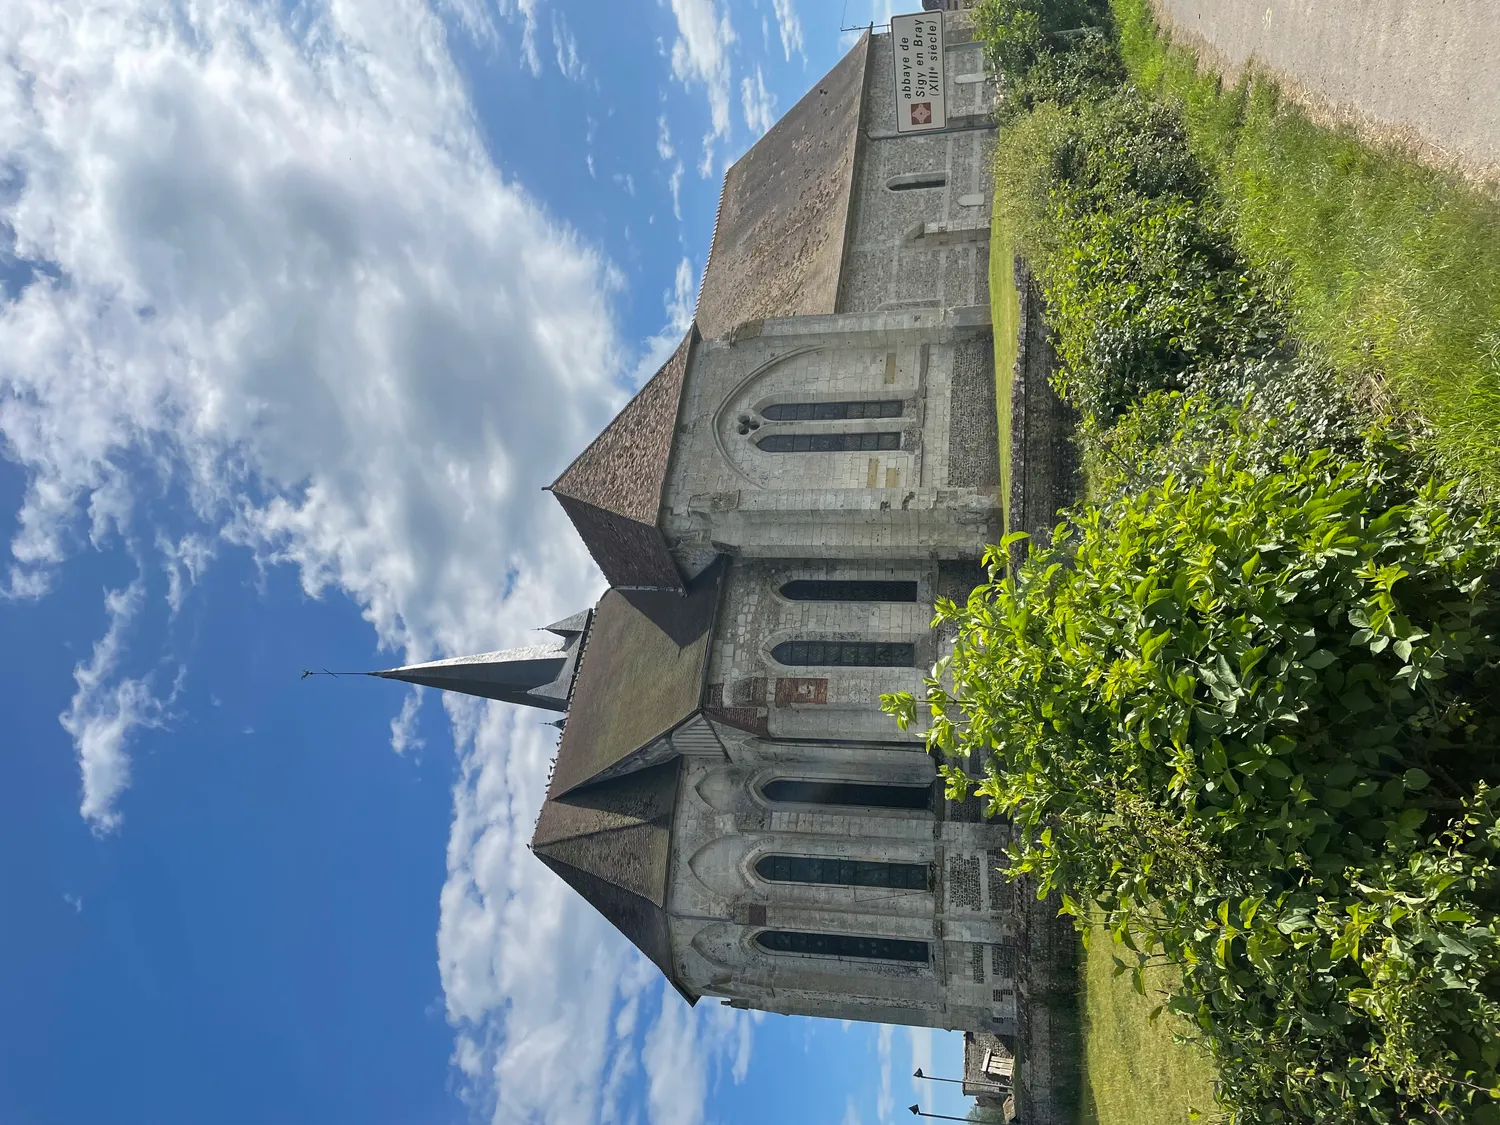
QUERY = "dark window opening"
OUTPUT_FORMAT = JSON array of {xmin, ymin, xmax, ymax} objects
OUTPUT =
[
  {"xmin": 756, "ymin": 854, "xmax": 931, "ymax": 890},
  {"xmin": 756, "ymin": 930, "xmax": 930, "ymax": 963},
  {"xmin": 887, "ymin": 175, "xmax": 947, "ymax": 192},
  {"xmin": 761, "ymin": 400, "xmax": 904, "ymax": 422},
  {"xmin": 771, "ymin": 640, "xmax": 914, "ymax": 666},
  {"xmin": 756, "ymin": 432, "xmax": 901, "ymax": 453},
  {"xmin": 780, "ymin": 580, "xmax": 918, "ymax": 603},
  {"xmin": 762, "ymin": 779, "xmax": 931, "ymax": 809}
]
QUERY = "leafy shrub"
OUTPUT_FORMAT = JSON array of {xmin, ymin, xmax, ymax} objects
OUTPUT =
[
  {"xmin": 990, "ymin": 85, "xmax": 1286, "ymax": 422},
  {"xmin": 975, "ymin": 0, "xmax": 1121, "ymax": 114},
  {"xmin": 1041, "ymin": 191, "xmax": 1280, "ymax": 419},
  {"xmin": 887, "ymin": 410, "xmax": 1500, "ymax": 1122}
]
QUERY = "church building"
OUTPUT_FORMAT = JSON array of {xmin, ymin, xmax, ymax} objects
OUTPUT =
[{"xmin": 379, "ymin": 11, "xmax": 1022, "ymax": 1038}]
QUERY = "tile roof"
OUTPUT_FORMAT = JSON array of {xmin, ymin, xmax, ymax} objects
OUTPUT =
[
  {"xmin": 550, "ymin": 329, "xmax": 696, "ymax": 591},
  {"xmin": 694, "ymin": 32, "xmax": 870, "ymax": 339},
  {"xmin": 531, "ymin": 760, "xmax": 691, "ymax": 999},
  {"xmin": 547, "ymin": 558, "xmax": 724, "ymax": 797}
]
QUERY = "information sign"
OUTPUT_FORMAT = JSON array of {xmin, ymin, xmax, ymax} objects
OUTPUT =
[{"xmin": 890, "ymin": 13, "xmax": 947, "ymax": 133}]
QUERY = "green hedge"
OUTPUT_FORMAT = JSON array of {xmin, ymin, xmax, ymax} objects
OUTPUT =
[{"xmin": 887, "ymin": 407, "xmax": 1500, "ymax": 1122}]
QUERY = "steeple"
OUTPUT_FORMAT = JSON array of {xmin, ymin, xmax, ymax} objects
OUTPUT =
[{"xmin": 368, "ymin": 610, "xmax": 590, "ymax": 712}]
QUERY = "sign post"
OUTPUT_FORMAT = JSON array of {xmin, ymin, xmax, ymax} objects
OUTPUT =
[{"xmin": 890, "ymin": 12, "xmax": 947, "ymax": 133}]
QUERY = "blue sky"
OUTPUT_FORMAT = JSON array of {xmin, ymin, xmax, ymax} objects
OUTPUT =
[{"xmin": 0, "ymin": 1, "xmax": 979, "ymax": 1123}]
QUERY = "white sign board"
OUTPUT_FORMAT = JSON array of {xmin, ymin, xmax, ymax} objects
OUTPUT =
[{"xmin": 890, "ymin": 13, "xmax": 947, "ymax": 133}]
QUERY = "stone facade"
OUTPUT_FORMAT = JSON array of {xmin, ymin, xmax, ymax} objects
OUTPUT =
[{"xmin": 668, "ymin": 727, "xmax": 1021, "ymax": 1033}]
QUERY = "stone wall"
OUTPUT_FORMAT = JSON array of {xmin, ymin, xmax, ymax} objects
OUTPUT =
[
  {"xmin": 704, "ymin": 558, "xmax": 934, "ymax": 742},
  {"xmin": 1007, "ymin": 258, "xmax": 1080, "ymax": 556},
  {"xmin": 667, "ymin": 733, "xmax": 1023, "ymax": 1032},
  {"xmin": 660, "ymin": 310, "xmax": 1003, "ymax": 569},
  {"xmin": 837, "ymin": 30, "xmax": 997, "ymax": 316}
]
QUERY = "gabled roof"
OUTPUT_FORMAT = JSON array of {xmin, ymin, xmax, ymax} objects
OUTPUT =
[
  {"xmin": 548, "ymin": 558, "xmax": 725, "ymax": 797},
  {"xmin": 550, "ymin": 329, "xmax": 696, "ymax": 591},
  {"xmin": 532, "ymin": 760, "xmax": 691, "ymax": 1000},
  {"xmin": 694, "ymin": 32, "xmax": 870, "ymax": 339}
]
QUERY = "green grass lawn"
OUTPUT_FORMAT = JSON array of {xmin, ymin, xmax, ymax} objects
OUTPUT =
[
  {"xmin": 1078, "ymin": 929, "xmax": 1218, "ymax": 1125},
  {"xmin": 990, "ymin": 185, "xmax": 1019, "ymax": 531},
  {"xmin": 1110, "ymin": 0, "xmax": 1500, "ymax": 499}
]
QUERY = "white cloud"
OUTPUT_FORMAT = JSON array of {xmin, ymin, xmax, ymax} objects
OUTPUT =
[
  {"xmin": 843, "ymin": 1096, "xmax": 863, "ymax": 1125},
  {"xmin": 771, "ymin": 0, "xmax": 805, "ymax": 61},
  {"xmin": 877, "ymin": 1024, "xmax": 895, "ymax": 1124},
  {"xmin": 159, "ymin": 531, "xmax": 216, "ymax": 615},
  {"xmin": 0, "ymin": 0, "xmax": 752, "ymax": 1122},
  {"xmin": 389, "ymin": 688, "xmax": 425, "ymax": 754},
  {"xmin": 908, "ymin": 1026, "xmax": 934, "ymax": 1099},
  {"xmin": 656, "ymin": 115, "xmax": 676, "ymax": 163},
  {"xmin": 640, "ymin": 991, "xmax": 756, "ymax": 1125},
  {"xmin": 666, "ymin": 0, "xmax": 736, "ymax": 144},
  {"xmin": 438, "ymin": 0, "xmax": 542, "ymax": 74},
  {"xmin": 552, "ymin": 11, "xmax": 586, "ymax": 82},
  {"xmin": 631, "ymin": 256, "xmax": 696, "ymax": 389},
  {"xmin": 57, "ymin": 581, "xmax": 169, "ymax": 832},
  {"xmin": 669, "ymin": 161, "xmax": 685, "ymax": 221},
  {"xmin": 740, "ymin": 66, "xmax": 776, "ymax": 137}
]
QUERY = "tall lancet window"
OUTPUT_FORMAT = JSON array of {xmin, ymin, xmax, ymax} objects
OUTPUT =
[
  {"xmin": 771, "ymin": 640, "xmax": 915, "ymax": 666},
  {"xmin": 761, "ymin": 400, "xmax": 904, "ymax": 421},
  {"xmin": 761, "ymin": 779, "xmax": 931, "ymax": 810},
  {"xmin": 756, "ymin": 432, "xmax": 901, "ymax": 453},
  {"xmin": 779, "ymin": 580, "xmax": 918, "ymax": 602},
  {"xmin": 755, "ymin": 930, "xmax": 931, "ymax": 963},
  {"xmin": 756, "ymin": 854, "xmax": 931, "ymax": 890}
]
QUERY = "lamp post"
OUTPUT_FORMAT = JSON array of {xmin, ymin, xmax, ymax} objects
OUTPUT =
[
  {"xmin": 908, "ymin": 1106, "xmax": 970, "ymax": 1122},
  {"xmin": 913, "ymin": 1068, "xmax": 965, "ymax": 1086}
]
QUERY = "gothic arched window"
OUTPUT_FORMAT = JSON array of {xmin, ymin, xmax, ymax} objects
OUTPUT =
[
  {"xmin": 779, "ymin": 580, "xmax": 918, "ymax": 603},
  {"xmin": 755, "ymin": 930, "xmax": 930, "ymax": 963},
  {"xmin": 755, "ymin": 854, "xmax": 931, "ymax": 890},
  {"xmin": 756, "ymin": 432, "xmax": 901, "ymax": 453},
  {"xmin": 761, "ymin": 779, "xmax": 931, "ymax": 810},
  {"xmin": 771, "ymin": 640, "xmax": 914, "ymax": 666},
  {"xmin": 761, "ymin": 400, "xmax": 903, "ymax": 422}
]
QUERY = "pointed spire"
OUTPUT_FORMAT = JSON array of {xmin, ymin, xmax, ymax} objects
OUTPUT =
[{"xmin": 368, "ymin": 609, "xmax": 591, "ymax": 713}]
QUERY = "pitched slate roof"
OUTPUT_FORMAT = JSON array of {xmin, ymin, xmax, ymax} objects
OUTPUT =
[
  {"xmin": 548, "ymin": 558, "xmax": 724, "ymax": 797},
  {"xmin": 550, "ymin": 329, "xmax": 696, "ymax": 591},
  {"xmin": 694, "ymin": 32, "xmax": 870, "ymax": 339},
  {"xmin": 532, "ymin": 760, "xmax": 690, "ymax": 999}
]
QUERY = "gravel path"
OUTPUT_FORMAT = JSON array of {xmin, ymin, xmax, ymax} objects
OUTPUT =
[{"xmin": 1150, "ymin": 0, "xmax": 1500, "ymax": 183}]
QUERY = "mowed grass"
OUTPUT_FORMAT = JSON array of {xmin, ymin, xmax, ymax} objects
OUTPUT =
[
  {"xmin": 1110, "ymin": 0, "xmax": 1500, "ymax": 498},
  {"xmin": 1078, "ymin": 929, "xmax": 1218, "ymax": 1125},
  {"xmin": 990, "ymin": 183, "xmax": 1019, "ymax": 531}
]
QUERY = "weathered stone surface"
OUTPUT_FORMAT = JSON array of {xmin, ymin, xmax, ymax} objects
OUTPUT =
[{"xmin": 1008, "ymin": 258, "xmax": 1081, "ymax": 556}]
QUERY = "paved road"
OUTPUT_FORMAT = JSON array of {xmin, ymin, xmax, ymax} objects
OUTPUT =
[{"xmin": 1151, "ymin": 0, "xmax": 1500, "ymax": 182}]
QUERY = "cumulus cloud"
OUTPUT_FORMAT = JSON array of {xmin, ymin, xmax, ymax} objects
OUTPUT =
[
  {"xmin": 0, "ymin": 0, "xmax": 753, "ymax": 1121},
  {"xmin": 641, "ymin": 991, "xmax": 756, "ymax": 1125},
  {"xmin": 740, "ymin": 66, "xmax": 776, "ymax": 137},
  {"xmin": 57, "ymin": 581, "xmax": 169, "ymax": 832},
  {"xmin": 771, "ymin": 0, "xmax": 805, "ymax": 62},
  {"xmin": 667, "ymin": 0, "xmax": 736, "ymax": 144}
]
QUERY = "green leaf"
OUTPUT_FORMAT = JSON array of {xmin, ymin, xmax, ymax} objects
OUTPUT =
[
  {"xmin": 1403, "ymin": 768, "xmax": 1431, "ymax": 791},
  {"xmin": 1305, "ymin": 649, "xmax": 1337, "ymax": 670}
]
